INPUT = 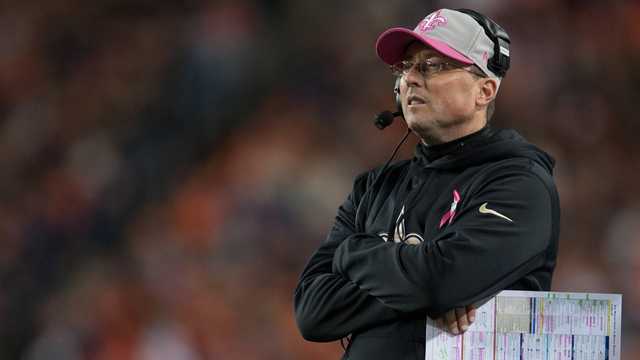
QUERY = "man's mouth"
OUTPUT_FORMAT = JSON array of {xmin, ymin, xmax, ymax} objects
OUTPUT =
[{"xmin": 407, "ymin": 95, "xmax": 427, "ymax": 107}]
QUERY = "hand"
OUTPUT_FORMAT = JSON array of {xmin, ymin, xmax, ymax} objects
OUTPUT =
[{"xmin": 435, "ymin": 305, "xmax": 476, "ymax": 335}]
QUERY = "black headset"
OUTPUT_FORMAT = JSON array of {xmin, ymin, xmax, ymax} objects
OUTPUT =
[
  {"xmin": 393, "ymin": 76, "xmax": 402, "ymax": 114},
  {"xmin": 455, "ymin": 8, "xmax": 510, "ymax": 77}
]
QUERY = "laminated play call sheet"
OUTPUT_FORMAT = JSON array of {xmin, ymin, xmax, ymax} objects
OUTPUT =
[{"xmin": 425, "ymin": 290, "xmax": 622, "ymax": 360}]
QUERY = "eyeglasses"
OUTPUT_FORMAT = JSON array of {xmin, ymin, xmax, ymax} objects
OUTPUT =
[{"xmin": 390, "ymin": 59, "xmax": 486, "ymax": 79}]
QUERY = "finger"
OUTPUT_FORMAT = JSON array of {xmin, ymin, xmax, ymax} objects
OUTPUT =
[
  {"xmin": 444, "ymin": 310, "xmax": 459, "ymax": 335},
  {"xmin": 455, "ymin": 307, "xmax": 469, "ymax": 332},
  {"xmin": 466, "ymin": 305, "xmax": 476, "ymax": 323}
]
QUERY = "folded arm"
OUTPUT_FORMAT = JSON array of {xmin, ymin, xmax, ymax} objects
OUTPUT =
[
  {"xmin": 332, "ymin": 167, "xmax": 557, "ymax": 314},
  {"xmin": 294, "ymin": 172, "xmax": 399, "ymax": 341}
]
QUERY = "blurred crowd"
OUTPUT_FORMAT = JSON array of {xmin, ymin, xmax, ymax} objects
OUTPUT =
[{"xmin": 0, "ymin": 0, "xmax": 639, "ymax": 359}]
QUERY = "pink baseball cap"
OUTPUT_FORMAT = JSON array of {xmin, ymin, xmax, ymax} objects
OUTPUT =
[{"xmin": 376, "ymin": 8, "xmax": 503, "ymax": 79}]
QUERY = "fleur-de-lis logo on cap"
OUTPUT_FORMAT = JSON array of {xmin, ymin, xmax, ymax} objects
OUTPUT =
[{"xmin": 419, "ymin": 10, "xmax": 448, "ymax": 32}]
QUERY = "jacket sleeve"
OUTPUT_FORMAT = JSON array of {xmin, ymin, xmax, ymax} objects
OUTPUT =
[
  {"xmin": 332, "ymin": 166, "xmax": 558, "ymax": 315},
  {"xmin": 293, "ymin": 172, "xmax": 399, "ymax": 342}
]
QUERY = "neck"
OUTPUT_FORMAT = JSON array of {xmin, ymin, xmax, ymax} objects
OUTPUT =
[
  {"xmin": 420, "ymin": 115, "xmax": 487, "ymax": 145},
  {"xmin": 417, "ymin": 125, "xmax": 493, "ymax": 163}
]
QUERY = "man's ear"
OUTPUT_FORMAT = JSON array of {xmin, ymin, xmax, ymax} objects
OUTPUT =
[{"xmin": 477, "ymin": 78, "xmax": 498, "ymax": 107}]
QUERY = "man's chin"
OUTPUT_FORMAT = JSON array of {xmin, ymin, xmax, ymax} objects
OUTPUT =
[
  {"xmin": 405, "ymin": 117, "xmax": 430, "ymax": 133},
  {"xmin": 404, "ymin": 119, "xmax": 442, "ymax": 144}
]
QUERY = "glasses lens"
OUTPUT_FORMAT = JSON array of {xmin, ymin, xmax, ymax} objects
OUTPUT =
[
  {"xmin": 419, "ymin": 60, "xmax": 449, "ymax": 76},
  {"xmin": 390, "ymin": 60, "xmax": 413, "ymax": 77},
  {"xmin": 390, "ymin": 59, "xmax": 469, "ymax": 77}
]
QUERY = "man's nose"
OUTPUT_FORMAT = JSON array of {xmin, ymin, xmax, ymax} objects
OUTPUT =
[{"xmin": 403, "ymin": 66, "xmax": 423, "ymax": 88}]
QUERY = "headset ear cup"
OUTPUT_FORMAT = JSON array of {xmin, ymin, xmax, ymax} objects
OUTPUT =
[
  {"xmin": 394, "ymin": 77, "xmax": 403, "ymax": 115},
  {"xmin": 455, "ymin": 8, "xmax": 510, "ymax": 77}
]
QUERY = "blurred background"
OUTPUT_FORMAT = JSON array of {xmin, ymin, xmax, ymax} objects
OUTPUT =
[{"xmin": 1, "ymin": 0, "xmax": 639, "ymax": 359}]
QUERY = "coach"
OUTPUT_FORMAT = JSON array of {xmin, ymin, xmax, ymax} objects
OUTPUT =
[{"xmin": 294, "ymin": 8, "xmax": 560, "ymax": 359}]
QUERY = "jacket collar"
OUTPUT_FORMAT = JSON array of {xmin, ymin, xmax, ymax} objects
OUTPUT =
[{"xmin": 416, "ymin": 126, "xmax": 494, "ymax": 163}]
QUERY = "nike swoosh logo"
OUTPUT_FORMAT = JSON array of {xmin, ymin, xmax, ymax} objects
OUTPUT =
[{"xmin": 479, "ymin": 202, "xmax": 513, "ymax": 222}]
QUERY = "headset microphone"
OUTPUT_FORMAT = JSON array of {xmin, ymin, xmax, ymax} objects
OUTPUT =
[
  {"xmin": 373, "ymin": 110, "xmax": 402, "ymax": 130},
  {"xmin": 358, "ymin": 78, "xmax": 411, "ymax": 230},
  {"xmin": 373, "ymin": 77, "xmax": 404, "ymax": 130}
]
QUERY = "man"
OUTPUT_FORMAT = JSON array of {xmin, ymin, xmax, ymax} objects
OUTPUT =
[{"xmin": 294, "ymin": 8, "xmax": 560, "ymax": 359}]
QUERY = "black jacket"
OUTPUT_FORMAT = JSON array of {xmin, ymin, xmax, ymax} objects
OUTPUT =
[{"xmin": 294, "ymin": 127, "xmax": 560, "ymax": 359}]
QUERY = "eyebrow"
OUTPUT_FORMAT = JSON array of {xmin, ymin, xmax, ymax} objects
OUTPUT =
[
  {"xmin": 404, "ymin": 55, "xmax": 455, "ymax": 64},
  {"xmin": 403, "ymin": 51, "xmax": 444, "ymax": 60}
]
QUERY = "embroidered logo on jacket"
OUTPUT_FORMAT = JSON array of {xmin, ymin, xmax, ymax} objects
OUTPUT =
[
  {"xmin": 479, "ymin": 202, "xmax": 513, "ymax": 222},
  {"xmin": 439, "ymin": 189, "xmax": 460, "ymax": 229},
  {"xmin": 378, "ymin": 206, "xmax": 424, "ymax": 245}
]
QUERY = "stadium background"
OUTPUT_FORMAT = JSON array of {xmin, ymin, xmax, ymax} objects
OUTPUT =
[{"xmin": 1, "ymin": 0, "xmax": 639, "ymax": 359}]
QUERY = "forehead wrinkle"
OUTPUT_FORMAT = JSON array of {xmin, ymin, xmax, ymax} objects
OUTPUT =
[{"xmin": 403, "ymin": 43, "xmax": 448, "ymax": 62}]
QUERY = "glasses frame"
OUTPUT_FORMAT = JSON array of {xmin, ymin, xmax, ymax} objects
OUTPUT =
[{"xmin": 390, "ymin": 58, "xmax": 487, "ymax": 79}]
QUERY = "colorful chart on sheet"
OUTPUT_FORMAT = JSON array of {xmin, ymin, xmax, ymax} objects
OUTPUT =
[{"xmin": 425, "ymin": 290, "xmax": 622, "ymax": 360}]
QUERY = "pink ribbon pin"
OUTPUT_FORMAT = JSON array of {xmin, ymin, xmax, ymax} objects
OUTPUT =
[{"xmin": 439, "ymin": 189, "xmax": 460, "ymax": 229}]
